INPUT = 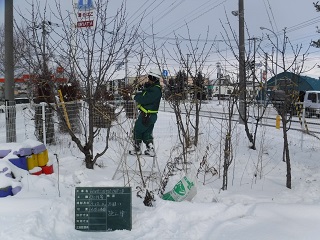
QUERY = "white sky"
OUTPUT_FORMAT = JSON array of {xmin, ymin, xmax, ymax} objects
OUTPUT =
[{"xmin": 0, "ymin": 0, "xmax": 320, "ymax": 78}]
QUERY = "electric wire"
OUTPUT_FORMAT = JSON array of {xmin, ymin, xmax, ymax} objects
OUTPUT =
[
  {"xmin": 126, "ymin": 0, "xmax": 157, "ymax": 27},
  {"xmin": 266, "ymin": 0, "xmax": 279, "ymax": 33},
  {"xmin": 158, "ymin": 0, "xmax": 227, "ymax": 38},
  {"xmin": 142, "ymin": 0, "xmax": 186, "ymax": 34},
  {"xmin": 125, "ymin": 0, "xmax": 150, "ymax": 23},
  {"xmin": 262, "ymin": 0, "xmax": 275, "ymax": 32},
  {"xmin": 155, "ymin": 0, "xmax": 222, "ymax": 36}
]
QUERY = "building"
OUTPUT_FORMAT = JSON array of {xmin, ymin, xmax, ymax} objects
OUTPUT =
[
  {"xmin": 267, "ymin": 72, "xmax": 320, "ymax": 101},
  {"xmin": 210, "ymin": 75, "xmax": 235, "ymax": 99},
  {"xmin": 0, "ymin": 75, "xmax": 30, "ymax": 100},
  {"xmin": 267, "ymin": 72, "xmax": 320, "ymax": 92},
  {"xmin": 0, "ymin": 73, "xmax": 68, "ymax": 102}
]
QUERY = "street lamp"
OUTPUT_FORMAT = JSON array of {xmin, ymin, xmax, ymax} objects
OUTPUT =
[{"xmin": 260, "ymin": 26, "xmax": 278, "ymax": 88}]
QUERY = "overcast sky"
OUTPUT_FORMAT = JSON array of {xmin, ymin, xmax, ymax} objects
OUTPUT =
[{"xmin": 0, "ymin": 0, "xmax": 320, "ymax": 78}]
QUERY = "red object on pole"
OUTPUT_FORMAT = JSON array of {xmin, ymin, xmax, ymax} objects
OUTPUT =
[
  {"xmin": 56, "ymin": 67, "xmax": 64, "ymax": 73},
  {"xmin": 262, "ymin": 71, "xmax": 267, "ymax": 81}
]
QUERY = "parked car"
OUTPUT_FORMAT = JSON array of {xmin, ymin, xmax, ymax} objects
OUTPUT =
[
  {"xmin": 303, "ymin": 91, "xmax": 320, "ymax": 118},
  {"xmin": 15, "ymin": 98, "xmax": 30, "ymax": 104}
]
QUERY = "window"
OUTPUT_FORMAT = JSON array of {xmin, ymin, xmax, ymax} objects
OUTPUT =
[
  {"xmin": 308, "ymin": 93, "xmax": 317, "ymax": 103},
  {"xmin": 308, "ymin": 93, "xmax": 317, "ymax": 102}
]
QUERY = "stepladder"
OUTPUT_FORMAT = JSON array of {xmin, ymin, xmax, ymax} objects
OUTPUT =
[{"xmin": 112, "ymin": 146, "xmax": 162, "ymax": 191}]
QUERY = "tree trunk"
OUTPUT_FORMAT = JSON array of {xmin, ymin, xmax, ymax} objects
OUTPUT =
[
  {"xmin": 282, "ymin": 117, "xmax": 291, "ymax": 189},
  {"xmin": 244, "ymin": 121, "xmax": 254, "ymax": 148},
  {"xmin": 85, "ymin": 154, "xmax": 94, "ymax": 169},
  {"xmin": 194, "ymin": 101, "xmax": 200, "ymax": 146},
  {"xmin": 222, "ymin": 165, "xmax": 228, "ymax": 190},
  {"xmin": 285, "ymin": 143, "xmax": 291, "ymax": 189},
  {"xmin": 222, "ymin": 133, "xmax": 231, "ymax": 190}
]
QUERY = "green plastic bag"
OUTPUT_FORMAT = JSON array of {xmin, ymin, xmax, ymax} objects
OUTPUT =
[{"xmin": 162, "ymin": 176, "xmax": 197, "ymax": 202}]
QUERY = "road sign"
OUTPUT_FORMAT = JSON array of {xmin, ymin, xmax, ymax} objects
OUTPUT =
[
  {"xmin": 162, "ymin": 70, "xmax": 168, "ymax": 77},
  {"xmin": 76, "ymin": 20, "xmax": 94, "ymax": 28},
  {"xmin": 74, "ymin": 0, "xmax": 95, "ymax": 28}
]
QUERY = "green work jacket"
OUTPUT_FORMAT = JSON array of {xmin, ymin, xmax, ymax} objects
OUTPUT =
[{"xmin": 134, "ymin": 80, "xmax": 162, "ymax": 114}]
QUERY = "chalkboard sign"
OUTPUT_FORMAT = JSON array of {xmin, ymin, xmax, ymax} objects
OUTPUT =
[{"xmin": 75, "ymin": 187, "xmax": 132, "ymax": 231}]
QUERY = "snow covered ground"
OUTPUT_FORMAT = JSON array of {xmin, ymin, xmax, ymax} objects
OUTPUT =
[{"xmin": 1, "ymin": 101, "xmax": 320, "ymax": 240}]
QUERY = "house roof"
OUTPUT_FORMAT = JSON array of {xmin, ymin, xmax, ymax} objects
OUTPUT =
[{"xmin": 267, "ymin": 72, "xmax": 320, "ymax": 91}]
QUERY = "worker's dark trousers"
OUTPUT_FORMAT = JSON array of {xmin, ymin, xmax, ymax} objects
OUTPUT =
[{"xmin": 133, "ymin": 112, "xmax": 157, "ymax": 145}]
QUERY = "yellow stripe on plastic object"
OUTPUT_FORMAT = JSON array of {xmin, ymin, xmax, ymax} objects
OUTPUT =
[
  {"xmin": 276, "ymin": 115, "xmax": 281, "ymax": 129},
  {"xmin": 37, "ymin": 150, "xmax": 49, "ymax": 167},
  {"xmin": 27, "ymin": 154, "xmax": 38, "ymax": 170}
]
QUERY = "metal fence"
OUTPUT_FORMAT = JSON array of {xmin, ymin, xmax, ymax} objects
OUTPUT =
[
  {"xmin": 1, "ymin": 100, "xmax": 320, "ymax": 150},
  {"xmin": 0, "ymin": 101, "xmax": 17, "ymax": 143},
  {"xmin": 0, "ymin": 100, "xmax": 139, "ymax": 152}
]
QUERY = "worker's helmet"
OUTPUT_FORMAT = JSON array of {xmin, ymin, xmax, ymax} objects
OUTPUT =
[{"xmin": 148, "ymin": 68, "xmax": 162, "ymax": 79}]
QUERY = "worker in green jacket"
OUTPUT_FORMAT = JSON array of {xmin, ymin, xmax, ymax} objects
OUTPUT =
[{"xmin": 129, "ymin": 68, "xmax": 162, "ymax": 157}]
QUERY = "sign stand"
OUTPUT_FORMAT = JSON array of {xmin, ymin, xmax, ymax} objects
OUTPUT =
[{"xmin": 75, "ymin": 187, "xmax": 132, "ymax": 231}]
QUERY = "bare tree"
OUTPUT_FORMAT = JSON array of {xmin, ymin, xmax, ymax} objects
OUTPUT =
[
  {"xmin": 261, "ymin": 28, "xmax": 311, "ymax": 189},
  {"xmin": 0, "ymin": 25, "xmax": 30, "ymax": 84},
  {"xmin": 16, "ymin": 0, "xmax": 141, "ymax": 169},
  {"xmin": 154, "ymin": 28, "xmax": 214, "ymax": 172},
  {"xmin": 312, "ymin": 1, "xmax": 320, "ymax": 51},
  {"xmin": 221, "ymin": 90, "xmax": 238, "ymax": 190},
  {"xmin": 219, "ymin": 12, "xmax": 268, "ymax": 151}
]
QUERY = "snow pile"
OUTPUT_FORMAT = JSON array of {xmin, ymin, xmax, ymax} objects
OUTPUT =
[
  {"xmin": 0, "ymin": 104, "xmax": 320, "ymax": 239},
  {"xmin": 0, "ymin": 161, "xmax": 22, "ymax": 196}
]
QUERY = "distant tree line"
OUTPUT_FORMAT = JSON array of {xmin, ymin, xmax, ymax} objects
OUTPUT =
[{"xmin": 164, "ymin": 70, "xmax": 207, "ymax": 101}]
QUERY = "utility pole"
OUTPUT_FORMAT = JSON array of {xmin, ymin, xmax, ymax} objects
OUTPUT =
[
  {"xmin": 41, "ymin": 20, "xmax": 48, "ymax": 75},
  {"xmin": 216, "ymin": 62, "xmax": 221, "ymax": 105},
  {"xmin": 260, "ymin": 27, "xmax": 278, "ymax": 88},
  {"xmin": 5, "ymin": 0, "xmax": 16, "ymax": 142},
  {"xmin": 248, "ymin": 37, "xmax": 259, "ymax": 98},
  {"xmin": 238, "ymin": 0, "xmax": 246, "ymax": 124},
  {"xmin": 36, "ymin": 20, "xmax": 59, "ymax": 75},
  {"xmin": 186, "ymin": 53, "xmax": 191, "ymax": 100},
  {"xmin": 124, "ymin": 48, "xmax": 128, "ymax": 86},
  {"xmin": 253, "ymin": 38, "xmax": 256, "ymax": 97},
  {"xmin": 264, "ymin": 52, "xmax": 268, "ymax": 105}
]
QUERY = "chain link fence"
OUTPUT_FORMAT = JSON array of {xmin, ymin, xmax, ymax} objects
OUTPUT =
[
  {"xmin": 1, "ymin": 100, "xmax": 320, "ymax": 153},
  {"xmin": 0, "ymin": 100, "xmax": 139, "ymax": 153}
]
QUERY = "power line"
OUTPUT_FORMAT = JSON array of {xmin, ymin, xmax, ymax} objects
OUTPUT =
[
  {"xmin": 266, "ymin": 0, "xmax": 279, "ymax": 33},
  {"xmin": 126, "ymin": 0, "xmax": 157, "ymax": 26},
  {"xmin": 157, "ymin": 0, "xmax": 227, "ymax": 38},
  {"xmin": 126, "ymin": 0, "xmax": 150, "ymax": 23},
  {"xmin": 155, "ymin": 0, "xmax": 220, "ymax": 36},
  {"xmin": 286, "ymin": 16, "xmax": 320, "ymax": 33},
  {"xmin": 143, "ymin": 0, "xmax": 186, "ymax": 33},
  {"xmin": 127, "ymin": 0, "xmax": 166, "ymax": 28},
  {"xmin": 263, "ymin": 0, "xmax": 275, "ymax": 32}
]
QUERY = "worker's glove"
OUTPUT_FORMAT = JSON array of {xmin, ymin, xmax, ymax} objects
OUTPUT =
[
  {"xmin": 131, "ymin": 91, "xmax": 142, "ymax": 100},
  {"xmin": 142, "ymin": 112, "xmax": 150, "ymax": 126}
]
